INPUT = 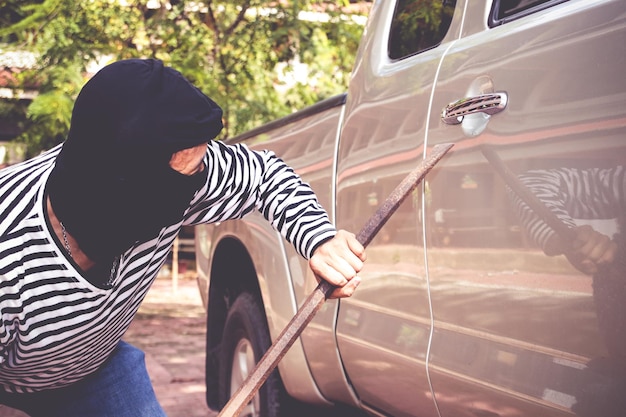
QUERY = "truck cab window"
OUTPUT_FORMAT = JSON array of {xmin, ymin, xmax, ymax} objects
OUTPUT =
[
  {"xmin": 490, "ymin": 0, "xmax": 568, "ymax": 26},
  {"xmin": 388, "ymin": 0, "xmax": 457, "ymax": 60}
]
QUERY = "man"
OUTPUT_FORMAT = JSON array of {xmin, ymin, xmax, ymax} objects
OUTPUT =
[
  {"xmin": 509, "ymin": 166, "xmax": 622, "ymax": 275},
  {"xmin": 0, "ymin": 59, "xmax": 365, "ymax": 416},
  {"xmin": 508, "ymin": 166, "xmax": 625, "ymax": 417}
]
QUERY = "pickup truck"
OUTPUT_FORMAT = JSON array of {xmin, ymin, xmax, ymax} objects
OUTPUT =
[{"xmin": 194, "ymin": 1, "xmax": 626, "ymax": 416}]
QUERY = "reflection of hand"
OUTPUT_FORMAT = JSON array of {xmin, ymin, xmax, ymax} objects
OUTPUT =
[
  {"xmin": 309, "ymin": 230, "xmax": 366, "ymax": 299},
  {"xmin": 547, "ymin": 225, "xmax": 618, "ymax": 275}
]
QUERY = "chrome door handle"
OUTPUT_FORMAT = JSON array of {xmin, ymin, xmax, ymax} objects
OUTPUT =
[{"xmin": 442, "ymin": 92, "xmax": 508, "ymax": 125}]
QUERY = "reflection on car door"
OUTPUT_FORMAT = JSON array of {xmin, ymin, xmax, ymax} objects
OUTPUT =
[
  {"xmin": 426, "ymin": 1, "xmax": 626, "ymax": 416},
  {"xmin": 334, "ymin": 1, "xmax": 461, "ymax": 416}
]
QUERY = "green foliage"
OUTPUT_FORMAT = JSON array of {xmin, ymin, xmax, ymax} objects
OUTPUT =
[
  {"xmin": 0, "ymin": 0, "xmax": 369, "ymax": 155},
  {"xmin": 18, "ymin": 62, "xmax": 84, "ymax": 153},
  {"xmin": 388, "ymin": 0, "xmax": 455, "ymax": 60}
]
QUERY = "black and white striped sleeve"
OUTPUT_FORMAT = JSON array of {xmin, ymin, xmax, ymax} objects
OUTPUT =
[
  {"xmin": 184, "ymin": 140, "xmax": 336, "ymax": 259},
  {"xmin": 509, "ymin": 166, "xmax": 625, "ymax": 251}
]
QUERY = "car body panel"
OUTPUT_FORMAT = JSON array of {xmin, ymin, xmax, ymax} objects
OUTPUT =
[
  {"xmin": 196, "ymin": 0, "xmax": 626, "ymax": 415},
  {"xmin": 332, "ymin": 1, "xmax": 466, "ymax": 415},
  {"xmin": 425, "ymin": 0, "xmax": 626, "ymax": 416},
  {"xmin": 239, "ymin": 104, "xmax": 363, "ymax": 405}
]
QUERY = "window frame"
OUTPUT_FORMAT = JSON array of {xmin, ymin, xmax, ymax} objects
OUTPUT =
[
  {"xmin": 489, "ymin": 0, "xmax": 569, "ymax": 27},
  {"xmin": 387, "ymin": 0, "xmax": 458, "ymax": 62}
]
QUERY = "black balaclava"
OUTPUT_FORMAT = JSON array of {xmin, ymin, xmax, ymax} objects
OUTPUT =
[{"xmin": 47, "ymin": 59, "xmax": 223, "ymax": 265}]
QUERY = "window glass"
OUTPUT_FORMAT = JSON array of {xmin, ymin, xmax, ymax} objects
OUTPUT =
[
  {"xmin": 490, "ymin": 0, "xmax": 568, "ymax": 26},
  {"xmin": 388, "ymin": 0, "xmax": 457, "ymax": 61}
]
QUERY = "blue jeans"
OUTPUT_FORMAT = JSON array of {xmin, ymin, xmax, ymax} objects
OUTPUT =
[{"xmin": 0, "ymin": 341, "xmax": 167, "ymax": 417}]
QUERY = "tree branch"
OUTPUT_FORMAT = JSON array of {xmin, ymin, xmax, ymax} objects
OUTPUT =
[{"xmin": 224, "ymin": 0, "xmax": 251, "ymax": 38}]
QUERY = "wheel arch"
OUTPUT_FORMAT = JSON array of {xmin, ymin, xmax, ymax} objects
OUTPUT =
[
  {"xmin": 202, "ymin": 220, "xmax": 332, "ymax": 410},
  {"xmin": 205, "ymin": 236, "xmax": 262, "ymax": 409}
]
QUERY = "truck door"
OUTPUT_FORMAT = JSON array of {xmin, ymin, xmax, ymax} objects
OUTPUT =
[
  {"xmin": 425, "ymin": 1, "xmax": 626, "ymax": 416},
  {"xmin": 332, "ymin": 1, "xmax": 463, "ymax": 416}
]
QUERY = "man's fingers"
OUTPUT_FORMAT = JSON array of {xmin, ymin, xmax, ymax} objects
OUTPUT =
[
  {"xmin": 308, "ymin": 229, "xmax": 367, "ymax": 297},
  {"xmin": 574, "ymin": 226, "xmax": 617, "ymax": 265},
  {"xmin": 310, "ymin": 255, "xmax": 358, "ymax": 287},
  {"xmin": 346, "ymin": 232, "xmax": 367, "ymax": 262},
  {"xmin": 329, "ymin": 276, "xmax": 361, "ymax": 299},
  {"xmin": 598, "ymin": 242, "xmax": 618, "ymax": 265},
  {"xmin": 568, "ymin": 225, "xmax": 618, "ymax": 275}
]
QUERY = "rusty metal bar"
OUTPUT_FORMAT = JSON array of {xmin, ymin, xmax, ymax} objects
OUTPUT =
[{"xmin": 480, "ymin": 145, "xmax": 576, "ymax": 241}]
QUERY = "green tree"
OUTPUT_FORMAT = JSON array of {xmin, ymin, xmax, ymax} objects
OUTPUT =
[{"xmin": 0, "ymin": 0, "xmax": 367, "ymax": 156}]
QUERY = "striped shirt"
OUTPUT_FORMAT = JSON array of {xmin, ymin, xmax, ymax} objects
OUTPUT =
[
  {"xmin": 511, "ymin": 166, "xmax": 625, "ymax": 251},
  {"xmin": 0, "ymin": 140, "xmax": 335, "ymax": 394}
]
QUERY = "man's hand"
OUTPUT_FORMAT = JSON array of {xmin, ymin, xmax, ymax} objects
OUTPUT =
[
  {"xmin": 568, "ymin": 225, "xmax": 617, "ymax": 275},
  {"xmin": 546, "ymin": 225, "xmax": 617, "ymax": 275},
  {"xmin": 309, "ymin": 230, "xmax": 366, "ymax": 299}
]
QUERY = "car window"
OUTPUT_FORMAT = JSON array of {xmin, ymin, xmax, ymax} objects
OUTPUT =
[
  {"xmin": 388, "ymin": 0, "xmax": 457, "ymax": 61},
  {"xmin": 490, "ymin": 0, "xmax": 568, "ymax": 26}
]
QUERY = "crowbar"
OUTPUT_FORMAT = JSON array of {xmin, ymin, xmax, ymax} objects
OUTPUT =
[
  {"xmin": 480, "ymin": 145, "xmax": 576, "ymax": 241},
  {"xmin": 218, "ymin": 142, "xmax": 454, "ymax": 417}
]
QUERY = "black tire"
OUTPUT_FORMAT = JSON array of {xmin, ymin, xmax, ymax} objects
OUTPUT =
[{"xmin": 218, "ymin": 292, "xmax": 286, "ymax": 417}]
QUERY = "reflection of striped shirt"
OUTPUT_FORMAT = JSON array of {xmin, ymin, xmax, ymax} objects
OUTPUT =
[
  {"xmin": 0, "ymin": 141, "xmax": 335, "ymax": 394},
  {"xmin": 511, "ymin": 166, "xmax": 625, "ymax": 250}
]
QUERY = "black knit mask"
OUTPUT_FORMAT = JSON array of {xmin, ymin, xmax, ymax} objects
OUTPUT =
[{"xmin": 47, "ymin": 59, "xmax": 222, "ymax": 264}]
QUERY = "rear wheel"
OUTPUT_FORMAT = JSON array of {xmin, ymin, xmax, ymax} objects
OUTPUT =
[{"xmin": 218, "ymin": 292, "xmax": 284, "ymax": 417}]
